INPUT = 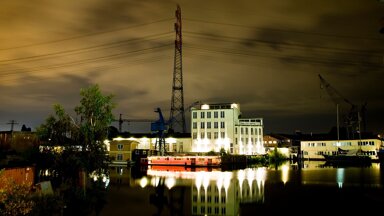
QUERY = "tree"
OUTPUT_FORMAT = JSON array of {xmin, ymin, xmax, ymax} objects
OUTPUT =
[
  {"xmin": 74, "ymin": 84, "xmax": 115, "ymax": 173},
  {"xmin": 35, "ymin": 84, "xmax": 115, "ymax": 215}
]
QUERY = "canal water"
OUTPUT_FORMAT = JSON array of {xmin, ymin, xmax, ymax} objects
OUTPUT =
[{"xmin": 99, "ymin": 161, "xmax": 384, "ymax": 216}]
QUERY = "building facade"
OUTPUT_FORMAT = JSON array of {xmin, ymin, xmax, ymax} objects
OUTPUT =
[
  {"xmin": 190, "ymin": 103, "xmax": 264, "ymax": 155},
  {"xmin": 301, "ymin": 138, "xmax": 383, "ymax": 160}
]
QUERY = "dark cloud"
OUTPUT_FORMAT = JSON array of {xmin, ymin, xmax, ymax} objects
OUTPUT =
[{"xmin": 1, "ymin": 0, "xmax": 383, "ymax": 135}]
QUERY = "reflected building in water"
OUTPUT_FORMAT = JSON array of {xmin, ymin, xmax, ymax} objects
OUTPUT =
[{"xmin": 137, "ymin": 167, "xmax": 266, "ymax": 216}]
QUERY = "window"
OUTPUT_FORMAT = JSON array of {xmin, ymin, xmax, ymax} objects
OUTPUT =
[
  {"xmin": 193, "ymin": 195, "xmax": 197, "ymax": 202},
  {"xmin": 245, "ymin": 128, "xmax": 248, "ymax": 134},
  {"xmin": 193, "ymin": 132, "xmax": 197, "ymax": 139},
  {"xmin": 207, "ymin": 112, "xmax": 211, "ymax": 118},
  {"xmin": 201, "ymin": 207, "xmax": 205, "ymax": 214},
  {"xmin": 220, "ymin": 111, "xmax": 225, "ymax": 118},
  {"xmin": 193, "ymin": 112, "xmax": 197, "ymax": 119},
  {"xmin": 214, "ymin": 132, "xmax": 218, "ymax": 139},
  {"xmin": 193, "ymin": 122, "xmax": 197, "ymax": 129},
  {"xmin": 214, "ymin": 196, "xmax": 219, "ymax": 203},
  {"xmin": 201, "ymin": 122, "xmax": 205, "ymax": 129},
  {"xmin": 221, "ymin": 196, "xmax": 226, "ymax": 203},
  {"xmin": 214, "ymin": 122, "xmax": 218, "ymax": 129},
  {"xmin": 235, "ymin": 127, "xmax": 238, "ymax": 134},
  {"xmin": 117, "ymin": 154, "xmax": 123, "ymax": 161},
  {"xmin": 214, "ymin": 111, "xmax": 218, "ymax": 118},
  {"xmin": 207, "ymin": 196, "xmax": 212, "ymax": 203},
  {"xmin": 117, "ymin": 144, "xmax": 123, "ymax": 150},
  {"xmin": 201, "ymin": 112, "xmax": 205, "ymax": 118},
  {"xmin": 221, "ymin": 132, "xmax": 225, "ymax": 138},
  {"xmin": 215, "ymin": 207, "xmax": 219, "ymax": 214},
  {"xmin": 220, "ymin": 122, "xmax": 225, "ymax": 128},
  {"xmin": 251, "ymin": 128, "xmax": 253, "ymax": 135},
  {"xmin": 201, "ymin": 195, "xmax": 205, "ymax": 202},
  {"xmin": 201, "ymin": 132, "xmax": 205, "ymax": 139},
  {"xmin": 207, "ymin": 132, "xmax": 211, "ymax": 139},
  {"xmin": 207, "ymin": 122, "xmax": 211, "ymax": 129}
]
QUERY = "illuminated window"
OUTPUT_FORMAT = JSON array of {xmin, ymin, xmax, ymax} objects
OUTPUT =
[{"xmin": 117, "ymin": 144, "xmax": 123, "ymax": 150}]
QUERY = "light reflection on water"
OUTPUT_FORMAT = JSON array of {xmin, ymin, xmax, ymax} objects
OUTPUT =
[{"xmin": 102, "ymin": 161, "xmax": 384, "ymax": 216}]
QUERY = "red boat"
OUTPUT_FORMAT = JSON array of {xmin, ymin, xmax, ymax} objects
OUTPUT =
[{"xmin": 147, "ymin": 155, "xmax": 221, "ymax": 167}]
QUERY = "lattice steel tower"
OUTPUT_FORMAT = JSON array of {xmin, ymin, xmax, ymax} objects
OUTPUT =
[{"xmin": 169, "ymin": 4, "xmax": 186, "ymax": 133}]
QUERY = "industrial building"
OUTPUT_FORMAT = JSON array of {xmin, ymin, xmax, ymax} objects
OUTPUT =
[{"xmin": 190, "ymin": 103, "xmax": 264, "ymax": 155}]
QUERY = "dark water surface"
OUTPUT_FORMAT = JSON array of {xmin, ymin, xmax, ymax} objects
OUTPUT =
[{"xmin": 99, "ymin": 161, "xmax": 384, "ymax": 216}]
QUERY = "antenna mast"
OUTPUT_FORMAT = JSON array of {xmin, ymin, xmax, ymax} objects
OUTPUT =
[{"xmin": 169, "ymin": 4, "xmax": 186, "ymax": 133}]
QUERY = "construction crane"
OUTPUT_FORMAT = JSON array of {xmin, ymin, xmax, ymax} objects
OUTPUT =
[
  {"xmin": 114, "ymin": 113, "xmax": 153, "ymax": 133},
  {"xmin": 318, "ymin": 74, "xmax": 363, "ymax": 139}
]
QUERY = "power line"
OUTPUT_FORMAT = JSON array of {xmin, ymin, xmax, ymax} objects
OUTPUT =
[
  {"xmin": 184, "ymin": 18, "xmax": 384, "ymax": 42},
  {"xmin": 0, "ymin": 32, "xmax": 173, "ymax": 64},
  {"xmin": 0, "ymin": 18, "xmax": 173, "ymax": 51}
]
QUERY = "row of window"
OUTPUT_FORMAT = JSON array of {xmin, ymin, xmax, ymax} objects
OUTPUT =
[
  {"xmin": 193, "ymin": 195, "xmax": 226, "ymax": 203},
  {"xmin": 193, "ymin": 122, "xmax": 225, "ymax": 129},
  {"xmin": 306, "ymin": 142, "xmax": 326, "ymax": 147},
  {"xmin": 193, "ymin": 132, "xmax": 225, "ymax": 139},
  {"xmin": 235, "ymin": 127, "xmax": 262, "ymax": 135},
  {"xmin": 192, "ymin": 111, "xmax": 225, "ymax": 119},
  {"xmin": 192, "ymin": 206, "xmax": 226, "ymax": 215},
  {"xmin": 358, "ymin": 141, "xmax": 375, "ymax": 146},
  {"xmin": 304, "ymin": 151, "xmax": 377, "ymax": 156}
]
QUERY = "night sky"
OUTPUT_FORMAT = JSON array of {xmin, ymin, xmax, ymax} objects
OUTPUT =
[{"xmin": 0, "ymin": 0, "xmax": 383, "ymax": 135}]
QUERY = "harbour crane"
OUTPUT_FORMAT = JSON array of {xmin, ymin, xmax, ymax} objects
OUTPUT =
[
  {"xmin": 318, "ymin": 74, "xmax": 365, "ymax": 139},
  {"xmin": 151, "ymin": 101, "xmax": 201, "ymax": 155}
]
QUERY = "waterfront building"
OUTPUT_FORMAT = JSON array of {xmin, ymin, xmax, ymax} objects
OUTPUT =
[
  {"xmin": 300, "ymin": 138, "xmax": 383, "ymax": 160},
  {"xmin": 107, "ymin": 138, "xmax": 139, "ymax": 165},
  {"xmin": 190, "ymin": 103, "xmax": 264, "ymax": 155}
]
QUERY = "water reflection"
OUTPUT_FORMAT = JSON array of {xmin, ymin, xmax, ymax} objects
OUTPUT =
[{"xmin": 101, "ymin": 161, "xmax": 384, "ymax": 216}]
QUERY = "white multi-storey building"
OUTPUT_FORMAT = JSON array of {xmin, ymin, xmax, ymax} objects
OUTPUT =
[{"xmin": 190, "ymin": 103, "xmax": 264, "ymax": 155}]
